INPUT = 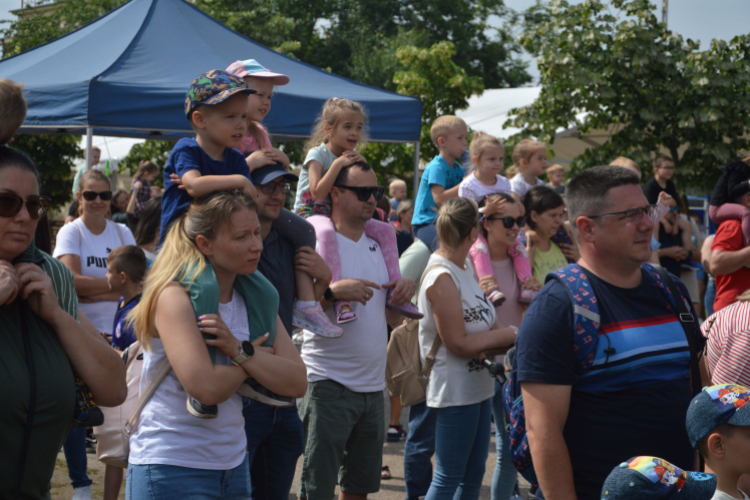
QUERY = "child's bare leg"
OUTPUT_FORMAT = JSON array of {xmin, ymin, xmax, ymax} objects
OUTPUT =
[
  {"xmin": 389, "ymin": 395, "xmax": 402, "ymax": 427},
  {"xmin": 103, "ymin": 465, "xmax": 123, "ymax": 500},
  {"xmin": 295, "ymin": 269, "xmax": 316, "ymax": 302}
]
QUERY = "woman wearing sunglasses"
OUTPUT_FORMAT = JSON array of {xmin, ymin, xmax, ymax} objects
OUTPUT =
[
  {"xmin": 53, "ymin": 169, "xmax": 136, "ymax": 498},
  {"xmin": 474, "ymin": 193, "xmax": 531, "ymax": 500},
  {"xmin": 524, "ymin": 186, "xmax": 579, "ymax": 283},
  {"xmin": 418, "ymin": 197, "xmax": 518, "ymax": 500},
  {"xmin": 54, "ymin": 169, "xmax": 137, "ymax": 335},
  {"xmin": 0, "ymin": 147, "xmax": 126, "ymax": 499}
]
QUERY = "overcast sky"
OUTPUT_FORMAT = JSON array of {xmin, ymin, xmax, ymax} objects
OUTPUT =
[{"xmin": 1, "ymin": 0, "xmax": 748, "ymax": 86}]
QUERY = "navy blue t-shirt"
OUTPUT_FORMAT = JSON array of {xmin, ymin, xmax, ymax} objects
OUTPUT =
[
  {"xmin": 111, "ymin": 294, "xmax": 141, "ymax": 351},
  {"xmin": 515, "ymin": 267, "xmax": 702, "ymax": 500},
  {"xmin": 658, "ymin": 225, "xmax": 684, "ymax": 278},
  {"xmin": 159, "ymin": 138, "xmax": 250, "ymax": 244},
  {"xmin": 257, "ymin": 227, "xmax": 295, "ymax": 336}
]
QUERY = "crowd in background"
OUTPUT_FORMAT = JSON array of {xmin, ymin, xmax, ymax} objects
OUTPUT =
[{"xmin": 3, "ymin": 58, "xmax": 750, "ymax": 500}]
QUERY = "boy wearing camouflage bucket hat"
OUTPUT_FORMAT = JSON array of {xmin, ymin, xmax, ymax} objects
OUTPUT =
[
  {"xmin": 687, "ymin": 384, "xmax": 750, "ymax": 499},
  {"xmin": 601, "ymin": 456, "xmax": 716, "ymax": 500},
  {"xmin": 160, "ymin": 69, "xmax": 258, "ymax": 419}
]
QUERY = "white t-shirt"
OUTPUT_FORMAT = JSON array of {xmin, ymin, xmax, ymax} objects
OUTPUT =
[
  {"xmin": 458, "ymin": 174, "xmax": 512, "ymax": 203},
  {"xmin": 129, "ymin": 290, "xmax": 248, "ymax": 470},
  {"xmin": 712, "ymin": 489, "xmax": 749, "ymax": 500},
  {"xmin": 509, "ymin": 174, "xmax": 545, "ymax": 199},
  {"xmin": 419, "ymin": 254, "xmax": 497, "ymax": 408},
  {"xmin": 301, "ymin": 232, "xmax": 390, "ymax": 393},
  {"xmin": 53, "ymin": 218, "xmax": 136, "ymax": 333}
]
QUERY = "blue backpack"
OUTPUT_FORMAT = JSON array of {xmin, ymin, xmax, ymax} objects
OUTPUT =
[{"xmin": 502, "ymin": 263, "xmax": 700, "ymax": 484}]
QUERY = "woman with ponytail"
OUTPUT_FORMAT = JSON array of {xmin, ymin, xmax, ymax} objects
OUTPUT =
[
  {"xmin": 418, "ymin": 197, "xmax": 518, "ymax": 500},
  {"xmin": 126, "ymin": 190, "xmax": 307, "ymax": 498}
]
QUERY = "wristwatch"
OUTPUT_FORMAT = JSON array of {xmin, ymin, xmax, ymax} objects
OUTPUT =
[
  {"xmin": 324, "ymin": 286, "xmax": 336, "ymax": 302},
  {"xmin": 231, "ymin": 340, "xmax": 255, "ymax": 366}
]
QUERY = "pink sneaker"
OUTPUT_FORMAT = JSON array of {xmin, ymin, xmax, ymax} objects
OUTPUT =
[
  {"xmin": 517, "ymin": 288, "xmax": 537, "ymax": 304},
  {"xmin": 335, "ymin": 301, "xmax": 357, "ymax": 324},
  {"xmin": 488, "ymin": 290, "xmax": 506, "ymax": 307},
  {"xmin": 386, "ymin": 289, "xmax": 424, "ymax": 319},
  {"xmin": 293, "ymin": 303, "xmax": 343, "ymax": 338}
]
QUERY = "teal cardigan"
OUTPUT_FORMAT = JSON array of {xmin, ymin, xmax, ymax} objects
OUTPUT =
[{"xmin": 180, "ymin": 261, "xmax": 279, "ymax": 362}]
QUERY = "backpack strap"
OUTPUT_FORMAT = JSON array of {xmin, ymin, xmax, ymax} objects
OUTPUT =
[
  {"xmin": 647, "ymin": 264, "xmax": 703, "ymax": 396},
  {"xmin": 123, "ymin": 358, "xmax": 172, "ymax": 436},
  {"xmin": 546, "ymin": 263, "xmax": 601, "ymax": 375}
]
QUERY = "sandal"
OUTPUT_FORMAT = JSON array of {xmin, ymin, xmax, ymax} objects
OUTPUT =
[{"xmin": 381, "ymin": 465, "xmax": 392, "ymax": 479}]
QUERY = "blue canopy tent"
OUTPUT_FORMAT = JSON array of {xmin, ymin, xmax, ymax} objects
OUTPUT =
[{"xmin": 0, "ymin": 0, "xmax": 424, "ymax": 190}]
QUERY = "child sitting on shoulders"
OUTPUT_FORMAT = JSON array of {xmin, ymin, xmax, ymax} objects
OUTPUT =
[
  {"xmin": 293, "ymin": 97, "xmax": 422, "ymax": 324},
  {"xmin": 687, "ymin": 384, "xmax": 750, "ymax": 500},
  {"xmin": 0, "ymin": 78, "xmax": 25, "ymax": 146},
  {"xmin": 411, "ymin": 115, "xmax": 467, "ymax": 251},
  {"xmin": 458, "ymin": 133, "xmax": 539, "ymax": 305},
  {"xmin": 709, "ymin": 158, "xmax": 750, "ymax": 248},
  {"xmin": 509, "ymin": 139, "xmax": 548, "ymax": 203},
  {"xmin": 546, "ymin": 163, "xmax": 566, "ymax": 194},
  {"xmin": 225, "ymin": 59, "xmax": 342, "ymax": 339}
]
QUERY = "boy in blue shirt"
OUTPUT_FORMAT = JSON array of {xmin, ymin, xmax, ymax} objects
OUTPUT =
[
  {"xmin": 412, "ymin": 115, "xmax": 467, "ymax": 250},
  {"xmin": 159, "ymin": 69, "xmax": 258, "ymax": 244},
  {"xmin": 106, "ymin": 245, "xmax": 147, "ymax": 352}
]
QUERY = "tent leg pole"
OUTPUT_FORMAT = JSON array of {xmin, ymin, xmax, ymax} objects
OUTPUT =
[
  {"xmin": 412, "ymin": 141, "xmax": 420, "ymax": 199},
  {"xmin": 85, "ymin": 127, "xmax": 93, "ymax": 171}
]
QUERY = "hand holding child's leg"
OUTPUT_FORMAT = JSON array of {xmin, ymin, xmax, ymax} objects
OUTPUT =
[
  {"xmin": 276, "ymin": 210, "xmax": 343, "ymax": 337},
  {"xmin": 308, "ymin": 215, "xmax": 355, "ymax": 324},
  {"xmin": 469, "ymin": 234, "xmax": 505, "ymax": 306}
]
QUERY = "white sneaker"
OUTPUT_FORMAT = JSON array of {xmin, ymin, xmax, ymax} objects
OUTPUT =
[{"xmin": 72, "ymin": 486, "xmax": 92, "ymax": 500}]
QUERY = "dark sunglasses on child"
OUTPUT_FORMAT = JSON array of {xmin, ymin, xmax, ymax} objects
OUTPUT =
[
  {"xmin": 486, "ymin": 215, "xmax": 526, "ymax": 229},
  {"xmin": 334, "ymin": 185, "xmax": 385, "ymax": 201},
  {"xmin": 0, "ymin": 192, "xmax": 50, "ymax": 220}
]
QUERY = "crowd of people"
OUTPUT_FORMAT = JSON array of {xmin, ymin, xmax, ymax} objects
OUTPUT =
[{"xmin": 3, "ymin": 54, "xmax": 750, "ymax": 500}]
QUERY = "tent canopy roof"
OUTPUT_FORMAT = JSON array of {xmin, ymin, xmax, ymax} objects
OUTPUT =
[{"xmin": 1, "ymin": 0, "xmax": 422, "ymax": 142}]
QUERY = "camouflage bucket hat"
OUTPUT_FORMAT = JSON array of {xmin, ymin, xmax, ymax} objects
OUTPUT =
[{"xmin": 185, "ymin": 69, "xmax": 256, "ymax": 119}]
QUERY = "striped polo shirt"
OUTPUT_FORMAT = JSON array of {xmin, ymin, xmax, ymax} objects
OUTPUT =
[{"xmin": 703, "ymin": 300, "xmax": 750, "ymax": 387}]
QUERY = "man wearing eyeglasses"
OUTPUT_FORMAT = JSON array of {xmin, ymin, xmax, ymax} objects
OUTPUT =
[
  {"xmin": 515, "ymin": 165, "xmax": 704, "ymax": 500},
  {"xmin": 245, "ymin": 162, "xmax": 332, "ymax": 500},
  {"xmin": 297, "ymin": 160, "xmax": 415, "ymax": 500}
]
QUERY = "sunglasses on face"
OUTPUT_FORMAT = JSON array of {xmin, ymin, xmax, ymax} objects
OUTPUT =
[
  {"xmin": 487, "ymin": 215, "xmax": 526, "ymax": 229},
  {"xmin": 82, "ymin": 190, "xmax": 113, "ymax": 201},
  {"xmin": 668, "ymin": 206, "xmax": 680, "ymax": 213},
  {"xmin": 260, "ymin": 181, "xmax": 290, "ymax": 195},
  {"xmin": 334, "ymin": 185, "xmax": 385, "ymax": 201},
  {"xmin": 0, "ymin": 192, "xmax": 50, "ymax": 220}
]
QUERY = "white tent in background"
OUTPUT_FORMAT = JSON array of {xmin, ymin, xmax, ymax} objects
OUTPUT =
[{"xmin": 456, "ymin": 87, "xmax": 622, "ymax": 164}]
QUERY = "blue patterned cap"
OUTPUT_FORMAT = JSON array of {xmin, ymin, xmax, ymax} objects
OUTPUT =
[
  {"xmin": 686, "ymin": 384, "xmax": 750, "ymax": 448},
  {"xmin": 601, "ymin": 457, "xmax": 716, "ymax": 500},
  {"xmin": 185, "ymin": 69, "xmax": 256, "ymax": 119}
]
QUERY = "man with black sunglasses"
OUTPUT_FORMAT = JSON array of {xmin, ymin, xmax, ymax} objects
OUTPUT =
[
  {"xmin": 298, "ymin": 161, "xmax": 415, "ymax": 500},
  {"xmin": 245, "ymin": 163, "xmax": 334, "ymax": 499},
  {"xmin": 515, "ymin": 166, "xmax": 704, "ymax": 500}
]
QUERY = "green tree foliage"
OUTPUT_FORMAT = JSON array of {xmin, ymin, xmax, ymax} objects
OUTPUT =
[
  {"xmin": 506, "ymin": 0, "xmax": 750, "ymax": 192},
  {"xmin": 11, "ymin": 134, "xmax": 80, "ymax": 210},
  {"xmin": 1, "ymin": 0, "xmax": 129, "ymax": 208},
  {"xmin": 363, "ymin": 41, "xmax": 484, "ymax": 190}
]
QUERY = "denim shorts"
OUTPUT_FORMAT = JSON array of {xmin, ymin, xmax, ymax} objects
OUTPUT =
[{"xmin": 126, "ymin": 453, "xmax": 251, "ymax": 500}]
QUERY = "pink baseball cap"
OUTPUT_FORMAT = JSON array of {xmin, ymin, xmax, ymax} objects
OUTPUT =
[{"xmin": 225, "ymin": 59, "xmax": 290, "ymax": 86}]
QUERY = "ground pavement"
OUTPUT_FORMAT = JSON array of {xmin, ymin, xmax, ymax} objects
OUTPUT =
[{"xmin": 51, "ymin": 391, "xmax": 530, "ymax": 500}]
